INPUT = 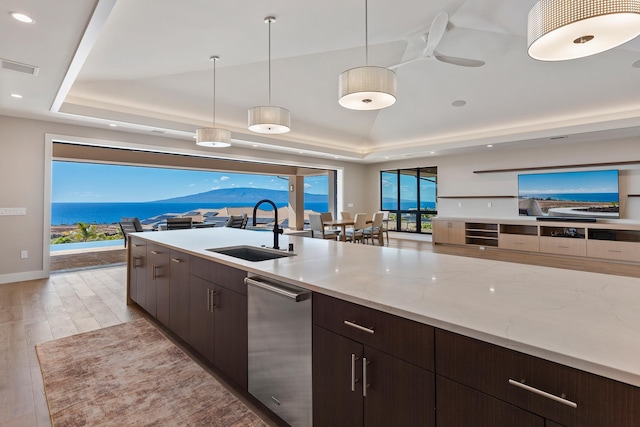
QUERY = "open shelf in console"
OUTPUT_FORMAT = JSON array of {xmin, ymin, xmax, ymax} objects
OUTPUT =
[
  {"xmin": 540, "ymin": 226, "xmax": 585, "ymax": 239},
  {"xmin": 589, "ymin": 229, "xmax": 640, "ymax": 242},
  {"xmin": 500, "ymin": 224, "xmax": 538, "ymax": 236},
  {"xmin": 465, "ymin": 222, "xmax": 498, "ymax": 247}
]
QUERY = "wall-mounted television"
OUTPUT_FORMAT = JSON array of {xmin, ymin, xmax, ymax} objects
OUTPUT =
[{"xmin": 518, "ymin": 170, "xmax": 619, "ymax": 219}]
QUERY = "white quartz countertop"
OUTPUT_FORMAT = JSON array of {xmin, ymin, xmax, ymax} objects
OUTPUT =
[{"xmin": 132, "ymin": 227, "xmax": 640, "ymax": 387}]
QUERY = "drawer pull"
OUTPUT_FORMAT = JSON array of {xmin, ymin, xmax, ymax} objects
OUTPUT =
[
  {"xmin": 151, "ymin": 250, "xmax": 160, "ymax": 255},
  {"xmin": 508, "ymin": 379, "xmax": 577, "ymax": 408},
  {"xmin": 607, "ymin": 250, "xmax": 622, "ymax": 253},
  {"xmin": 344, "ymin": 320, "xmax": 374, "ymax": 334},
  {"xmin": 171, "ymin": 258, "xmax": 183, "ymax": 263},
  {"xmin": 557, "ymin": 245, "xmax": 569, "ymax": 249}
]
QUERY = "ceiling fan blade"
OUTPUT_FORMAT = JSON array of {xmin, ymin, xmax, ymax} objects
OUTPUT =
[
  {"xmin": 434, "ymin": 54, "xmax": 485, "ymax": 67},
  {"xmin": 424, "ymin": 11, "xmax": 449, "ymax": 57},
  {"xmin": 388, "ymin": 57, "xmax": 425, "ymax": 70}
]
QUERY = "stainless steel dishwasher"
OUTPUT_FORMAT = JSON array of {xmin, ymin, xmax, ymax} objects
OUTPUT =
[{"xmin": 245, "ymin": 275, "xmax": 312, "ymax": 427}]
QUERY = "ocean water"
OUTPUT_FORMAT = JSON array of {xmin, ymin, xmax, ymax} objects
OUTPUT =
[
  {"xmin": 51, "ymin": 201, "xmax": 329, "ymax": 225},
  {"xmin": 518, "ymin": 192, "xmax": 619, "ymax": 203}
]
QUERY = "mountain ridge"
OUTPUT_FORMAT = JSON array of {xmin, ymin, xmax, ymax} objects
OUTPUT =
[{"xmin": 152, "ymin": 187, "xmax": 327, "ymax": 204}]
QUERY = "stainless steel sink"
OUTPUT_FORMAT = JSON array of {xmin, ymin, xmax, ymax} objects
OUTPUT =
[{"xmin": 206, "ymin": 245, "xmax": 294, "ymax": 262}]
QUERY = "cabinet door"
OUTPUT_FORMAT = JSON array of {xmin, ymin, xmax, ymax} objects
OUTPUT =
[
  {"xmin": 129, "ymin": 241, "xmax": 146, "ymax": 305},
  {"xmin": 188, "ymin": 275, "xmax": 214, "ymax": 362},
  {"xmin": 437, "ymin": 376, "xmax": 544, "ymax": 427},
  {"xmin": 433, "ymin": 220, "xmax": 450, "ymax": 244},
  {"xmin": 169, "ymin": 250, "xmax": 190, "ymax": 342},
  {"xmin": 147, "ymin": 244, "xmax": 170, "ymax": 322},
  {"xmin": 364, "ymin": 346, "xmax": 435, "ymax": 427},
  {"xmin": 313, "ymin": 325, "xmax": 364, "ymax": 427},
  {"xmin": 448, "ymin": 221, "xmax": 465, "ymax": 245},
  {"xmin": 213, "ymin": 286, "xmax": 248, "ymax": 388}
]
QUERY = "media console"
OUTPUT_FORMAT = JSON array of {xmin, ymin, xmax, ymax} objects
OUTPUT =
[{"xmin": 433, "ymin": 217, "xmax": 640, "ymax": 263}]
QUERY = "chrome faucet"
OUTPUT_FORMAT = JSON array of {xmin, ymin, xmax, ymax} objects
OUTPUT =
[{"xmin": 252, "ymin": 199, "xmax": 283, "ymax": 250}]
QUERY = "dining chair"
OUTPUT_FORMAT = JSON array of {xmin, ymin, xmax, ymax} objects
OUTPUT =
[
  {"xmin": 363, "ymin": 211, "xmax": 385, "ymax": 245},
  {"xmin": 320, "ymin": 212, "xmax": 340, "ymax": 234},
  {"xmin": 340, "ymin": 211, "xmax": 352, "ymax": 220},
  {"xmin": 166, "ymin": 217, "xmax": 193, "ymax": 230},
  {"xmin": 345, "ymin": 213, "xmax": 367, "ymax": 243},
  {"xmin": 309, "ymin": 213, "xmax": 339, "ymax": 240},
  {"xmin": 379, "ymin": 211, "xmax": 390, "ymax": 246}
]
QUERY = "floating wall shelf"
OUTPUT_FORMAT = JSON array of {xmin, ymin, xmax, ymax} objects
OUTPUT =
[{"xmin": 474, "ymin": 160, "xmax": 640, "ymax": 174}]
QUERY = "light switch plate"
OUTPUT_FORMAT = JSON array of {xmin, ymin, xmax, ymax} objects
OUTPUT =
[{"xmin": 0, "ymin": 207, "xmax": 26, "ymax": 216}]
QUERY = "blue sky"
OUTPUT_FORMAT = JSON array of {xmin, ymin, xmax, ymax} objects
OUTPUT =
[
  {"xmin": 518, "ymin": 170, "xmax": 619, "ymax": 194},
  {"xmin": 52, "ymin": 161, "xmax": 328, "ymax": 202}
]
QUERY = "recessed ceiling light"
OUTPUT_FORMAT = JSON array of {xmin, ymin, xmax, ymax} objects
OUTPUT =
[
  {"xmin": 430, "ymin": 151, "xmax": 435, "ymax": 154},
  {"xmin": 10, "ymin": 93, "xmax": 22, "ymax": 99},
  {"xmin": 10, "ymin": 12, "xmax": 34, "ymax": 23},
  {"xmin": 451, "ymin": 100, "xmax": 467, "ymax": 107},
  {"xmin": 253, "ymin": 144, "xmax": 259, "ymax": 148},
  {"xmin": 109, "ymin": 123, "xmax": 117, "ymax": 127},
  {"xmin": 487, "ymin": 144, "xmax": 493, "ymax": 148}
]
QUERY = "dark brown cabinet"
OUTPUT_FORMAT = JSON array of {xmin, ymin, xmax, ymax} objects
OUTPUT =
[
  {"xmin": 128, "ymin": 236, "xmax": 147, "ymax": 305},
  {"xmin": 436, "ymin": 376, "xmax": 544, "ymax": 427},
  {"xmin": 146, "ymin": 243, "xmax": 170, "ymax": 322},
  {"xmin": 168, "ymin": 250, "xmax": 190, "ymax": 342},
  {"xmin": 312, "ymin": 293, "xmax": 435, "ymax": 427},
  {"xmin": 188, "ymin": 256, "xmax": 248, "ymax": 388},
  {"xmin": 435, "ymin": 329, "xmax": 640, "ymax": 427}
]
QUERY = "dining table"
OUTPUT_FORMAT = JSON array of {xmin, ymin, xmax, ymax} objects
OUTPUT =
[{"xmin": 324, "ymin": 218, "xmax": 382, "ymax": 244}]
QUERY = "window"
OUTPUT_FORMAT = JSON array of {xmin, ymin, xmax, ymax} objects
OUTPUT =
[{"xmin": 380, "ymin": 167, "xmax": 437, "ymax": 233}]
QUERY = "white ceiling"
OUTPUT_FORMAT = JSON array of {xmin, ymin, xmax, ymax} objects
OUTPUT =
[{"xmin": 2, "ymin": 0, "xmax": 640, "ymax": 163}]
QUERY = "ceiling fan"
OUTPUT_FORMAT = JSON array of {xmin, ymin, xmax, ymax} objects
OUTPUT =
[{"xmin": 390, "ymin": 11, "xmax": 485, "ymax": 70}]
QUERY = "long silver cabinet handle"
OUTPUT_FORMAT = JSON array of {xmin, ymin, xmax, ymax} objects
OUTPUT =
[
  {"xmin": 508, "ymin": 379, "xmax": 577, "ymax": 408},
  {"xmin": 207, "ymin": 289, "xmax": 211, "ymax": 312},
  {"xmin": 171, "ymin": 258, "xmax": 183, "ymax": 263},
  {"xmin": 362, "ymin": 357, "xmax": 369, "ymax": 397},
  {"xmin": 344, "ymin": 320, "xmax": 374, "ymax": 334},
  {"xmin": 151, "ymin": 250, "xmax": 160, "ymax": 255},
  {"xmin": 351, "ymin": 353, "xmax": 360, "ymax": 392}
]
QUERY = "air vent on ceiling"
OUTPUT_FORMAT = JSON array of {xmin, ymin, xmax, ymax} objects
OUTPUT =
[
  {"xmin": 1, "ymin": 58, "xmax": 39, "ymax": 76},
  {"xmin": 150, "ymin": 129, "xmax": 166, "ymax": 134}
]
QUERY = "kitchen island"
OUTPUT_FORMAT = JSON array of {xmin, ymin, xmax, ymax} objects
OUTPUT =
[{"xmin": 127, "ymin": 227, "xmax": 640, "ymax": 426}]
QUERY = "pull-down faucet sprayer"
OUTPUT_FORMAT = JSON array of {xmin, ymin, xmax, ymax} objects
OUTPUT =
[{"xmin": 252, "ymin": 199, "xmax": 283, "ymax": 250}]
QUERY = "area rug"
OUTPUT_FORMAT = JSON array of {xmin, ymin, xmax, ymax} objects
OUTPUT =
[{"xmin": 36, "ymin": 318, "xmax": 267, "ymax": 427}]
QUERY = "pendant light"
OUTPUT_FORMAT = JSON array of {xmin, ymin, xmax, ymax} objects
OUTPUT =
[
  {"xmin": 196, "ymin": 55, "xmax": 231, "ymax": 147},
  {"xmin": 338, "ymin": 0, "xmax": 396, "ymax": 110},
  {"xmin": 248, "ymin": 16, "xmax": 291, "ymax": 134},
  {"xmin": 528, "ymin": 0, "xmax": 640, "ymax": 61}
]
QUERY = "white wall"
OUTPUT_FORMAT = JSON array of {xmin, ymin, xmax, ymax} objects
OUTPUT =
[
  {"xmin": 364, "ymin": 137, "xmax": 640, "ymax": 220},
  {"xmin": 0, "ymin": 115, "xmax": 369, "ymax": 284}
]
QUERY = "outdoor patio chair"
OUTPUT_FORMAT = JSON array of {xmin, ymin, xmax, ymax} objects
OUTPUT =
[
  {"xmin": 166, "ymin": 217, "xmax": 193, "ymax": 230},
  {"xmin": 119, "ymin": 220, "xmax": 139, "ymax": 247},
  {"xmin": 225, "ymin": 213, "xmax": 248, "ymax": 229}
]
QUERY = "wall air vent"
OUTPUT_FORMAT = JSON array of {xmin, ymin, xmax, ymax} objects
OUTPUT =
[{"xmin": 1, "ymin": 58, "xmax": 39, "ymax": 76}]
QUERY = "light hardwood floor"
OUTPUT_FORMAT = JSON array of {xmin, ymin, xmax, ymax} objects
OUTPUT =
[{"xmin": 0, "ymin": 267, "xmax": 140, "ymax": 426}]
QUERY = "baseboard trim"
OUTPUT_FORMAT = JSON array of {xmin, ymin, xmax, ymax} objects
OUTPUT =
[{"xmin": 0, "ymin": 270, "xmax": 49, "ymax": 285}]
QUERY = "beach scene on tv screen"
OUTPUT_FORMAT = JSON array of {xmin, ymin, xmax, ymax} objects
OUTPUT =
[{"xmin": 518, "ymin": 170, "xmax": 619, "ymax": 218}]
